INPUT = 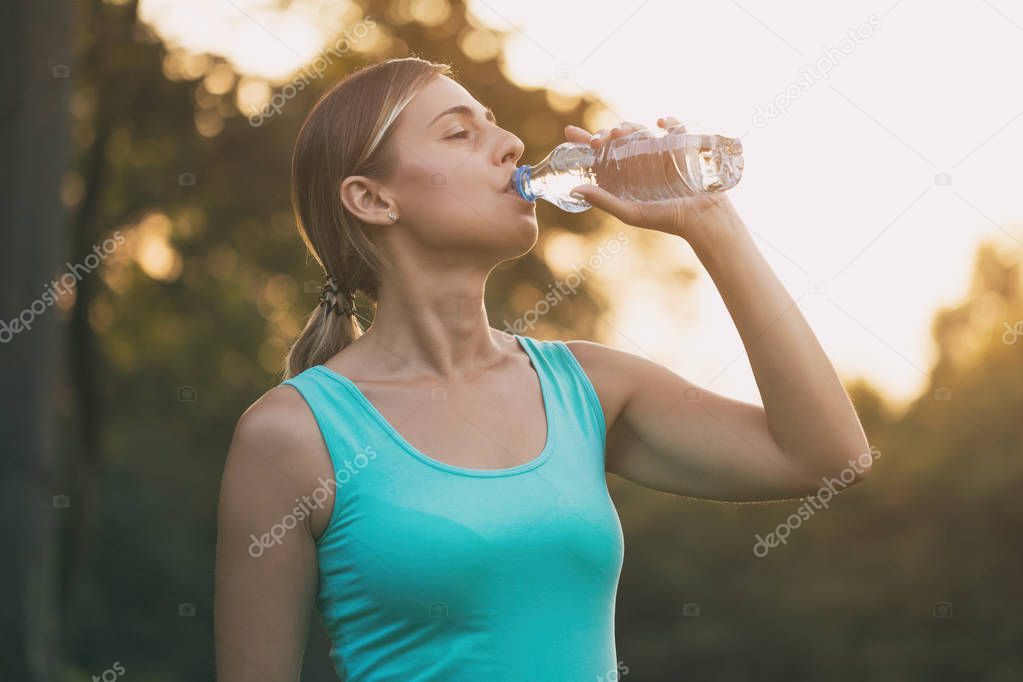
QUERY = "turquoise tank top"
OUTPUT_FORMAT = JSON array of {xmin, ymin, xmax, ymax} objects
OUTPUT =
[{"xmin": 282, "ymin": 334, "xmax": 625, "ymax": 680}]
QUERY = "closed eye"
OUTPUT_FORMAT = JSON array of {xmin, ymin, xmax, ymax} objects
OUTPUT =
[{"xmin": 446, "ymin": 130, "xmax": 471, "ymax": 140}]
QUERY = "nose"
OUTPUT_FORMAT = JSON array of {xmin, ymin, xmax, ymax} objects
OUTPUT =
[{"xmin": 493, "ymin": 128, "xmax": 524, "ymax": 169}]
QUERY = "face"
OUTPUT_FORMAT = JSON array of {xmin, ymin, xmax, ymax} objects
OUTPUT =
[{"xmin": 342, "ymin": 76, "xmax": 537, "ymax": 264}]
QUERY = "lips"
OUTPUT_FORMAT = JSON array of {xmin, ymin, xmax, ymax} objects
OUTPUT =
[
  {"xmin": 501, "ymin": 171, "xmax": 516, "ymax": 194},
  {"xmin": 504, "ymin": 184, "xmax": 529, "ymax": 203},
  {"xmin": 500, "ymin": 169, "xmax": 532, "ymax": 205}
]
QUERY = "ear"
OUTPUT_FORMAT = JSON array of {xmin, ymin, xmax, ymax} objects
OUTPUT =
[{"xmin": 340, "ymin": 176, "xmax": 396, "ymax": 226}]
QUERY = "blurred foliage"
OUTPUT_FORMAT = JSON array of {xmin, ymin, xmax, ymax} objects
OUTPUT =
[
  {"xmin": 49, "ymin": 0, "xmax": 1023, "ymax": 680},
  {"xmin": 611, "ymin": 241, "xmax": 1023, "ymax": 680}
]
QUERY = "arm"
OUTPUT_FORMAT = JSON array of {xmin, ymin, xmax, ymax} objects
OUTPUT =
[
  {"xmin": 566, "ymin": 120, "xmax": 872, "ymax": 503},
  {"xmin": 214, "ymin": 387, "xmax": 329, "ymax": 680},
  {"xmin": 569, "ymin": 228, "xmax": 871, "ymax": 502}
]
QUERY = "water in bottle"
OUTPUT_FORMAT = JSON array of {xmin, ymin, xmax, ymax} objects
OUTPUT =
[{"xmin": 510, "ymin": 124, "xmax": 743, "ymax": 213}]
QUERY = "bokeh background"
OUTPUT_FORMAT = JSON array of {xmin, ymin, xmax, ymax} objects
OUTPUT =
[{"xmin": 3, "ymin": 0, "xmax": 1023, "ymax": 680}]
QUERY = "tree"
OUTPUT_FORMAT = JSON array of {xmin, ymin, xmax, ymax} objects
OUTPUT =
[{"xmin": 0, "ymin": 1, "xmax": 70, "ymax": 679}]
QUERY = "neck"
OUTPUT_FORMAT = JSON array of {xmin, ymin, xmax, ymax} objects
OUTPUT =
[{"xmin": 358, "ymin": 262, "xmax": 511, "ymax": 382}]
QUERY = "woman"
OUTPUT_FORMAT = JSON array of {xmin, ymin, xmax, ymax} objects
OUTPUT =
[{"xmin": 214, "ymin": 57, "xmax": 871, "ymax": 681}]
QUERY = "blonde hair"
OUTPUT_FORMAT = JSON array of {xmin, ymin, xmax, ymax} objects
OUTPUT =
[{"xmin": 283, "ymin": 57, "xmax": 452, "ymax": 379}]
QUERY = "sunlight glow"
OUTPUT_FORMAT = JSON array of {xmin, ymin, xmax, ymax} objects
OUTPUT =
[{"xmin": 139, "ymin": 0, "xmax": 1023, "ymax": 408}]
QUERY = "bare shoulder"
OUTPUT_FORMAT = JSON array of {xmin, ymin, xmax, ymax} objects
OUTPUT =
[
  {"xmin": 561, "ymin": 339, "xmax": 651, "ymax": 430},
  {"xmin": 215, "ymin": 384, "xmax": 325, "ymax": 680},
  {"xmin": 232, "ymin": 383, "xmax": 326, "ymax": 472},
  {"xmin": 222, "ymin": 383, "xmax": 335, "ymax": 536},
  {"xmin": 562, "ymin": 339, "xmax": 708, "ymax": 475}
]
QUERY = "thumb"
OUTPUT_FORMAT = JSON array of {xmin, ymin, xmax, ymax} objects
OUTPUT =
[{"xmin": 570, "ymin": 184, "xmax": 638, "ymax": 223}]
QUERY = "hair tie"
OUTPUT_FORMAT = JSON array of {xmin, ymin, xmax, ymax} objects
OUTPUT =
[{"xmin": 319, "ymin": 275, "xmax": 357, "ymax": 316}]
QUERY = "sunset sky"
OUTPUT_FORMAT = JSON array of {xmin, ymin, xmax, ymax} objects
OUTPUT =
[{"xmin": 139, "ymin": 0, "xmax": 1023, "ymax": 409}]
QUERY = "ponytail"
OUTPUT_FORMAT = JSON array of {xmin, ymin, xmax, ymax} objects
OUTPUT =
[
  {"xmin": 284, "ymin": 294, "xmax": 363, "ymax": 379},
  {"xmin": 281, "ymin": 57, "xmax": 452, "ymax": 379}
]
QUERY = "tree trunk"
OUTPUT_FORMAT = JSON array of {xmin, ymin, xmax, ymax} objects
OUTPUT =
[{"xmin": 0, "ymin": 1, "xmax": 70, "ymax": 680}]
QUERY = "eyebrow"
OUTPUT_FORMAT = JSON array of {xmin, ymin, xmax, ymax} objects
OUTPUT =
[{"xmin": 429, "ymin": 104, "xmax": 497, "ymax": 128}]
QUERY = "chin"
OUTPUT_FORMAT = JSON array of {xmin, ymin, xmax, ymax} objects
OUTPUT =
[{"xmin": 499, "ymin": 215, "xmax": 539, "ymax": 258}]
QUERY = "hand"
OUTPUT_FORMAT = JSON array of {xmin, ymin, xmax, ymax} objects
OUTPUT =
[{"xmin": 564, "ymin": 117, "xmax": 744, "ymax": 246}]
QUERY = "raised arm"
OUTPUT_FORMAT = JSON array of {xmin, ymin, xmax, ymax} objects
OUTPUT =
[
  {"xmin": 565, "ymin": 118, "xmax": 872, "ymax": 503},
  {"xmin": 570, "ymin": 338, "xmax": 869, "ymax": 503},
  {"xmin": 215, "ymin": 387, "xmax": 329, "ymax": 680}
]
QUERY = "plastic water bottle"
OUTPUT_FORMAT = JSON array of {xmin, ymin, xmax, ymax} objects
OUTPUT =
[{"xmin": 510, "ymin": 124, "xmax": 743, "ymax": 213}]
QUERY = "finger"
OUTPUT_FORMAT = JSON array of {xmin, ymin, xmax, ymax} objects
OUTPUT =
[
  {"xmin": 610, "ymin": 121, "xmax": 646, "ymax": 134},
  {"xmin": 592, "ymin": 121, "xmax": 648, "ymax": 148},
  {"xmin": 589, "ymin": 128, "xmax": 611, "ymax": 147},
  {"xmin": 657, "ymin": 116, "xmax": 685, "ymax": 132},
  {"xmin": 569, "ymin": 183, "xmax": 639, "ymax": 224},
  {"xmin": 564, "ymin": 124, "xmax": 593, "ymax": 144},
  {"xmin": 606, "ymin": 121, "xmax": 646, "ymax": 141}
]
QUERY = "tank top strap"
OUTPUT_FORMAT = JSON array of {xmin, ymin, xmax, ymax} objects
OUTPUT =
[
  {"xmin": 282, "ymin": 335, "xmax": 608, "ymax": 480},
  {"xmin": 513, "ymin": 334, "xmax": 607, "ymax": 459},
  {"xmin": 281, "ymin": 368, "xmax": 393, "ymax": 477},
  {"xmin": 285, "ymin": 338, "xmax": 623, "ymax": 680}
]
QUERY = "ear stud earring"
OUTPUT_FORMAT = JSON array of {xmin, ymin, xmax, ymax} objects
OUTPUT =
[{"xmin": 387, "ymin": 211, "xmax": 397, "ymax": 222}]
